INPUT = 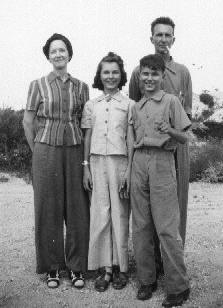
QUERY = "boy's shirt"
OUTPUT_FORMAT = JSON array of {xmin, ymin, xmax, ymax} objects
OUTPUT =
[
  {"xmin": 132, "ymin": 90, "xmax": 191, "ymax": 151},
  {"xmin": 81, "ymin": 91, "xmax": 135, "ymax": 155}
]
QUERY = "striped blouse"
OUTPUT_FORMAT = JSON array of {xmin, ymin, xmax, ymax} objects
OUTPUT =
[{"xmin": 26, "ymin": 72, "xmax": 89, "ymax": 146}]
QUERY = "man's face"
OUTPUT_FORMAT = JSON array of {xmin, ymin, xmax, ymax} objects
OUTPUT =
[
  {"xmin": 140, "ymin": 66, "xmax": 164, "ymax": 94},
  {"xmin": 150, "ymin": 24, "xmax": 175, "ymax": 54}
]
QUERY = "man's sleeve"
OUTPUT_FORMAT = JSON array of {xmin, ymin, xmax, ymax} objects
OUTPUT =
[
  {"xmin": 129, "ymin": 67, "xmax": 142, "ymax": 102},
  {"xmin": 170, "ymin": 96, "xmax": 191, "ymax": 131},
  {"xmin": 183, "ymin": 67, "xmax": 192, "ymax": 116}
]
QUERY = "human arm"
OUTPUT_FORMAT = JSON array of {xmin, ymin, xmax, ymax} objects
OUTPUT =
[
  {"xmin": 156, "ymin": 120, "xmax": 188, "ymax": 144},
  {"xmin": 119, "ymin": 124, "xmax": 135, "ymax": 198},
  {"xmin": 83, "ymin": 128, "xmax": 93, "ymax": 191},
  {"xmin": 23, "ymin": 110, "xmax": 36, "ymax": 151},
  {"xmin": 183, "ymin": 67, "xmax": 192, "ymax": 118}
]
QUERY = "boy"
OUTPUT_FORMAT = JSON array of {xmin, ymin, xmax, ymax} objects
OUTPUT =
[{"xmin": 130, "ymin": 54, "xmax": 191, "ymax": 307}]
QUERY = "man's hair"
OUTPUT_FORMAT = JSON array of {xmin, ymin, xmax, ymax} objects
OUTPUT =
[
  {"xmin": 140, "ymin": 54, "xmax": 165, "ymax": 72},
  {"xmin": 92, "ymin": 52, "xmax": 127, "ymax": 90},
  {"xmin": 151, "ymin": 17, "xmax": 175, "ymax": 35}
]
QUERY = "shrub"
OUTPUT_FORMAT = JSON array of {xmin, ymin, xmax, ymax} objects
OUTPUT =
[
  {"xmin": 0, "ymin": 108, "xmax": 32, "ymax": 175},
  {"xmin": 190, "ymin": 139, "xmax": 223, "ymax": 182}
]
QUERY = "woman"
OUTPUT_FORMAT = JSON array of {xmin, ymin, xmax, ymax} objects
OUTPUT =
[
  {"xmin": 23, "ymin": 33, "xmax": 89, "ymax": 289},
  {"xmin": 81, "ymin": 52, "xmax": 135, "ymax": 292}
]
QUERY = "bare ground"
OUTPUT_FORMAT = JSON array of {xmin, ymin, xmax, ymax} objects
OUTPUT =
[{"xmin": 0, "ymin": 174, "xmax": 223, "ymax": 308}]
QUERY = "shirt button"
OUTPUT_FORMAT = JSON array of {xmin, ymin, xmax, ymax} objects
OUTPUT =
[
  {"xmin": 106, "ymin": 108, "xmax": 109, "ymax": 112},
  {"xmin": 145, "ymin": 134, "xmax": 147, "ymax": 137},
  {"xmin": 105, "ymin": 120, "xmax": 108, "ymax": 123},
  {"xmin": 104, "ymin": 133, "xmax": 107, "ymax": 136}
]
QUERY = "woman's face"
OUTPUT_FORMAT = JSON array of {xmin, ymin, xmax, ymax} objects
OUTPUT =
[
  {"xmin": 48, "ymin": 40, "xmax": 69, "ymax": 70},
  {"xmin": 100, "ymin": 62, "xmax": 121, "ymax": 92}
]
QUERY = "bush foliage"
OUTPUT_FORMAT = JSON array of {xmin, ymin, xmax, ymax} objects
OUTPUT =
[
  {"xmin": 190, "ymin": 139, "xmax": 223, "ymax": 182},
  {"xmin": 0, "ymin": 108, "xmax": 32, "ymax": 173}
]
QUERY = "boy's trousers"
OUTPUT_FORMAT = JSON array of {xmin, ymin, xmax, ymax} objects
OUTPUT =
[
  {"xmin": 131, "ymin": 148, "xmax": 189, "ymax": 294},
  {"xmin": 88, "ymin": 155, "xmax": 130, "ymax": 272}
]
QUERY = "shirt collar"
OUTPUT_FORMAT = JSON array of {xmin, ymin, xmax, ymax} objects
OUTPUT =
[
  {"xmin": 96, "ymin": 91, "xmax": 122, "ymax": 102},
  {"xmin": 47, "ymin": 71, "xmax": 79, "ymax": 86},
  {"xmin": 138, "ymin": 90, "xmax": 165, "ymax": 109},
  {"xmin": 165, "ymin": 56, "xmax": 177, "ymax": 75}
]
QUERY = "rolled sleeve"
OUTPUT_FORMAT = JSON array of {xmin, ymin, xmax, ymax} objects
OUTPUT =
[
  {"xmin": 81, "ymin": 100, "xmax": 93, "ymax": 128},
  {"xmin": 26, "ymin": 80, "xmax": 40, "ymax": 111},
  {"xmin": 170, "ymin": 97, "xmax": 191, "ymax": 131}
]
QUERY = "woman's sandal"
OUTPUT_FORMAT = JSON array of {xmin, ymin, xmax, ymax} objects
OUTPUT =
[
  {"xmin": 70, "ymin": 271, "xmax": 85, "ymax": 289},
  {"xmin": 47, "ymin": 270, "xmax": 59, "ymax": 288},
  {"xmin": 94, "ymin": 271, "xmax": 112, "ymax": 292}
]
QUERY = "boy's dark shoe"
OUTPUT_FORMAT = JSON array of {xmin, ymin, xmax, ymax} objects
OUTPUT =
[
  {"xmin": 137, "ymin": 281, "xmax": 157, "ymax": 300},
  {"xmin": 162, "ymin": 288, "xmax": 190, "ymax": 307}
]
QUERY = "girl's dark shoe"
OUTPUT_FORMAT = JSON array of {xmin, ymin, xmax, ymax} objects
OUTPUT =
[
  {"xmin": 47, "ymin": 270, "xmax": 59, "ymax": 288},
  {"xmin": 70, "ymin": 271, "xmax": 85, "ymax": 289},
  {"xmin": 112, "ymin": 271, "xmax": 128, "ymax": 290},
  {"xmin": 162, "ymin": 288, "xmax": 190, "ymax": 307},
  {"xmin": 95, "ymin": 271, "xmax": 112, "ymax": 292}
]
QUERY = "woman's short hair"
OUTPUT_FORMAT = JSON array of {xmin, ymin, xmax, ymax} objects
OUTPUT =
[
  {"xmin": 42, "ymin": 33, "xmax": 73, "ymax": 61},
  {"xmin": 92, "ymin": 52, "xmax": 127, "ymax": 90},
  {"xmin": 140, "ymin": 54, "xmax": 165, "ymax": 72}
]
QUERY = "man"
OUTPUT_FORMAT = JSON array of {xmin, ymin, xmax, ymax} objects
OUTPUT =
[{"xmin": 129, "ymin": 16, "xmax": 192, "ymax": 274}]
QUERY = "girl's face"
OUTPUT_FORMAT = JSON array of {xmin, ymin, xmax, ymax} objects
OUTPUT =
[
  {"xmin": 100, "ymin": 62, "xmax": 121, "ymax": 92},
  {"xmin": 48, "ymin": 40, "xmax": 69, "ymax": 70}
]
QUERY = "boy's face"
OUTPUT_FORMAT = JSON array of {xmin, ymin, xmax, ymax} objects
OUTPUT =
[{"xmin": 140, "ymin": 66, "xmax": 164, "ymax": 94}]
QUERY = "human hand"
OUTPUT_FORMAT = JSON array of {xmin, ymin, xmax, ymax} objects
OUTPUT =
[
  {"xmin": 83, "ymin": 167, "xmax": 93, "ymax": 191},
  {"xmin": 119, "ymin": 168, "xmax": 131, "ymax": 199},
  {"xmin": 155, "ymin": 120, "xmax": 171, "ymax": 134}
]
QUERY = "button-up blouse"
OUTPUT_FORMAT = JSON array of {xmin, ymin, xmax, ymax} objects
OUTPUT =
[
  {"xmin": 81, "ymin": 92, "xmax": 135, "ymax": 156},
  {"xmin": 26, "ymin": 72, "xmax": 89, "ymax": 146}
]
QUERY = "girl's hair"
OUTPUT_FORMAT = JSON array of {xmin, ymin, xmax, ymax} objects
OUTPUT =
[{"xmin": 92, "ymin": 52, "xmax": 127, "ymax": 90}]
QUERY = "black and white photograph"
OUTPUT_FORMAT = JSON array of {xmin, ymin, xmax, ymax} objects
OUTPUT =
[{"xmin": 1, "ymin": 1, "xmax": 223, "ymax": 307}]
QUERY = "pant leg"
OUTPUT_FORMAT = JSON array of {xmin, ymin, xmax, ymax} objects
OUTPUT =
[
  {"xmin": 107, "ymin": 156, "xmax": 130, "ymax": 273},
  {"xmin": 88, "ymin": 155, "xmax": 112, "ymax": 270},
  {"xmin": 131, "ymin": 150, "xmax": 156, "ymax": 285},
  {"xmin": 32, "ymin": 143, "xmax": 65, "ymax": 274},
  {"xmin": 176, "ymin": 142, "xmax": 190, "ymax": 246},
  {"xmin": 64, "ymin": 144, "xmax": 89, "ymax": 273},
  {"xmin": 149, "ymin": 150, "xmax": 189, "ymax": 294}
]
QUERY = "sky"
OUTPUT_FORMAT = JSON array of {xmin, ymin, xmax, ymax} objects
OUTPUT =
[{"xmin": 1, "ymin": 0, "xmax": 223, "ymax": 109}]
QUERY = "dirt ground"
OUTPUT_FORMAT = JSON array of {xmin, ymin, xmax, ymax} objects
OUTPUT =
[{"xmin": 0, "ymin": 174, "xmax": 223, "ymax": 308}]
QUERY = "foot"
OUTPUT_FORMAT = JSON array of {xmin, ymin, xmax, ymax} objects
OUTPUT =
[
  {"xmin": 70, "ymin": 271, "xmax": 85, "ymax": 289},
  {"xmin": 95, "ymin": 271, "xmax": 112, "ymax": 292},
  {"xmin": 137, "ymin": 281, "xmax": 157, "ymax": 301},
  {"xmin": 162, "ymin": 288, "xmax": 190, "ymax": 307},
  {"xmin": 112, "ymin": 269, "xmax": 128, "ymax": 290},
  {"xmin": 47, "ymin": 270, "xmax": 59, "ymax": 288}
]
